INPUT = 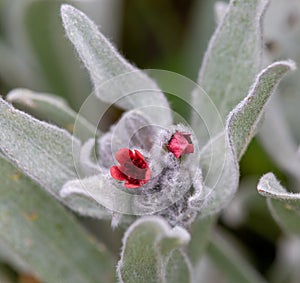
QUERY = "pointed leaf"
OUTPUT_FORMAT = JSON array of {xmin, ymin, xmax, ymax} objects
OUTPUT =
[
  {"xmin": 227, "ymin": 60, "xmax": 296, "ymax": 160},
  {"xmin": 61, "ymin": 4, "xmax": 172, "ymax": 127},
  {"xmin": 214, "ymin": 2, "xmax": 228, "ymax": 24},
  {"xmin": 192, "ymin": 0, "xmax": 268, "ymax": 138},
  {"xmin": 0, "ymin": 155, "xmax": 114, "ymax": 283},
  {"xmin": 0, "ymin": 97, "xmax": 80, "ymax": 198},
  {"xmin": 7, "ymin": 88, "xmax": 98, "ymax": 141},
  {"xmin": 258, "ymin": 173, "xmax": 300, "ymax": 235},
  {"xmin": 117, "ymin": 217, "xmax": 191, "ymax": 283},
  {"xmin": 190, "ymin": 61, "xmax": 295, "ymax": 216},
  {"xmin": 207, "ymin": 232, "xmax": 268, "ymax": 283}
]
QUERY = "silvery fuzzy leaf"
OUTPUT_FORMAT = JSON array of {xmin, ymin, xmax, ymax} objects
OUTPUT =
[
  {"xmin": 62, "ymin": 191, "xmax": 112, "ymax": 220},
  {"xmin": 117, "ymin": 217, "xmax": 191, "ymax": 283},
  {"xmin": 258, "ymin": 173, "xmax": 300, "ymax": 235},
  {"xmin": 214, "ymin": 1, "xmax": 229, "ymax": 24},
  {"xmin": 164, "ymin": 250, "xmax": 192, "ymax": 283},
  {"xmin": 75, "ymin": 0, "xmax": 123, "ymax": 42},
  {"xmin": 190, "ymin": 61, "xmax": 295, "ymax": 216},
  {"xmin": 0, "ymin": 155, "xmax": 114, "ymax": 283},
  {"xmin": 60, "ymin": 175, "xmax": 131, "ymax": 216},
  {"xmin": 61, "ymin": 4, "xmax": 172, "ymax": 127},
  {"xmin": 79, "ymin": 138, "xmax": 100, "ymax": 176},
  {"xmin": 0, "ymin": 97, "xmax": 80, "ymax": 199},
  {"xmin": 227, "ymin": 60, "xmax": 296, "ymax": 160},
  {"xmin": 192, "ymin": 0, "xmax": 268, "ymax": 141},
  {"xmin": 7, "ymin": 88, "xmax": 98, "ymax": 142}
]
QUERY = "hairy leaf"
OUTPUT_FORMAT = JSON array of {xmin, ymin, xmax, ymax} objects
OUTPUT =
[
  {"xmin": 0, "ymin": 97, "xmax": 80, "ymax": 198},
  {"xmin": 60, "ymin": 175, "xmax": 129, "ymax": 216},
  {"xmin": 7, "ymin": 88, "xmax": 98, "ymax": 141},
  {"xmin": 165, "ymin": 250, "xmax": 192, "ymax": 283},
  {"xmin": 258, "ymin": 173, "xmax": 300, "ymax": 235},
  {"xmin": 227, "ymin": 60, "xmax": 296, "ymax": 160},
  {"xmin": 61, "ymin": 4, "xmax": 172, "ymax": 127},
  {"xmin": 0, "ymin": 155, "xmax": 114, "ymax": 283},
  {"xmin": 192, "ymin": 0, "xmax": 268, "ymax": 139},
  {"xmin": 190, "ymin": 61, "xmax": 295, "ymax": 216},
  {"xmin": 117, "ymin": 217, "xmax": 191, "ymax": 283},
  {"xmin": 214, "ymin": 1, "xmax": 229, "ymax": 24}
]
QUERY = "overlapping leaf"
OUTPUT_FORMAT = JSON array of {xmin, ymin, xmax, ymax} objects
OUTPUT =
[
  {"xmin": 258, "ymin": 173, "xmax": 300, "ymax": 235},
  {"xmin": 7, "ymin": 88, "xmax": 97, "ymax": 141},
  {"xmin": 0, "ymin": 97, "xmax": 80, "ymax": 197},
  {"xmin": 0, "ymin": 155, "xmax": 114, "ymax": 283},
  {"xmin": 61, "ymin": 4, "xmax": 172, "ymax": 127},
  {"xmin": 192, "ymin": 0, "xmax": 268, "ymax": 143},
  {"xmin": 117, "ymin": 217, "xmax": 191, "ymax": 283}
]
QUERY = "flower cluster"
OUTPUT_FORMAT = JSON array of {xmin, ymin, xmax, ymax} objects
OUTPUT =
[{"xmin": 110, "ymin": 132, "xmax": 194, "ymax": 189}]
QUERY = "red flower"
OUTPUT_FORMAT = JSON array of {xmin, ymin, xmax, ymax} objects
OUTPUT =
[
  {"xmin": 167, "ymin": 131, "xmax": 194, "ymax": 158},
  {"xmin": 110, "ymin": 148, "xmax": 151, "ymax": 188}
]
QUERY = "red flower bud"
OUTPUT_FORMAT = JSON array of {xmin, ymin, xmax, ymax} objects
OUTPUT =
[
  {"xmin": 167, "ymin": 131, "xmax": 194, "ymax": 158},
  {"xmin": 110, "ymin": 148, "xmax": 151, "ymax": 188}
]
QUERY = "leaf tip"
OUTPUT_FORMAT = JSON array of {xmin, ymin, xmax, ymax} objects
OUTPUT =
[{"xmin": 60, "ymin": 3, "xmax": 74, "ymax": 16}]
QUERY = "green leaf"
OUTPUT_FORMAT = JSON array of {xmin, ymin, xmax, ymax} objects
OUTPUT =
[
  {"xmin": 214, "ymin": 2, "xmax": 228, "ymax": 24},
  {"xmin": 258, "ymin": 173, "xmax": 300, "ymax": 235},
  {"xmin": 207, "ymin": 232, "xmax": 268, "ymax": 283},
  {"xmin": 190, "ymin": 61, "xmax": 295, "ymax": 216},
  {"xmin": 164, "ymin": 250, "xmax": 192, "ymax": 283},
  {"xmin": 117, "ymin": 217, "xmax": 191, "ymax": 283},
  {"xmin": 61, "ymin": 182, "xmax": 111, "ymax": 220},
  {"xmin": 0, "ymin": 97, "xmax": 80, "ymax": 198},
  {"xmin": 61, "ymin": 4, "xmax": 172, "ymax": 127},
  {"xmin": 0, "ymin": 155, "xmax": 114, "ymax": 283},
  {"xmin": 186, "ymin": 216, "xmax": 215, "ymax": 267},
  {"xmin": 192, "ymin": 0, "xmax": 268, "ymax": 138},
  {"xmin": 227, "ymin": 60, "xmax": 296, "ymax": 160},
  {"xmin": 7, "ymin": 88, "xmax": 98, "ymax": 141},
  {"xmin": 60, "ymin": 175, "xmax": 128, "ymax": 216}
]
